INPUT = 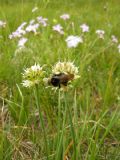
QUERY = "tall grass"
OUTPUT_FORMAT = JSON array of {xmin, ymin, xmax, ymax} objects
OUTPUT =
[{"xmin": 0, "ymin": 0, "xmax": 120, "ymax": 159}]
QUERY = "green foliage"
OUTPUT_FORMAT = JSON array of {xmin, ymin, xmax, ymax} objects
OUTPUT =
[{"xmin": 0, "ymin": 0, "xmax": 120, "ymax": 159}]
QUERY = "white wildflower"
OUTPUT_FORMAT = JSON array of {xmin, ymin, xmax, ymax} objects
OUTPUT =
[
  {"xmin": 60, "ymin": 13, "xmax": 70, "ymax": 20},
  {"xmin": 111, "ymin": 35, "xmax": 118, "ymax": 44},
  {"xmin": 26, "ymin": 23, "xmax": 39, "ymax": 34},
  {"xmin": 80, "ymin": 24, "xmax": 89, "ymax": 32},
  {"xmin": 52, "ymin": 61, "xmax": 79, "ymax": 79},
  {"xmin": 37, "ymin": 16, "xmax": 48, "ymax": 27},
  {"xmin": 9, "ymin": 22, "xmax": 27, "ymax": 39},
  {"xmin": 9, "ymin": 31, "xmax": 22, "ymax": 39},
  {"xmin": 22, "ymin": 64, "xmax": 45, "ymax": 88},
  {"xmin": 52, "ymin": 24, "xmax": 64, "ymax": 35},
  {"xmin": 47, "ymin": 61, "xmax": 80, "ymax": 89},
  {"xmin": 18, "ymin": 37, "xmax": 28, "ymax": 48},
  {"xmin": 65, "ymin": 35, "xmax": 83, "ymax": 48},
  {"xmin": 0, "ymin": 20, "xmax": 6, "ymax": 28},
  {"xmin": 18, "ymin": 22, "xmax": 27, "ymax": 30},
  {"xmin": 29, "ymin": 19, "xmax": 35, "ymax": 25},
  {"xmin": 32, "ymin": 7, "xmax": 38, "ymax": 13},
  {"xmin": 96, "ymin": 29, "xmax": 105, "ymax": 39}
]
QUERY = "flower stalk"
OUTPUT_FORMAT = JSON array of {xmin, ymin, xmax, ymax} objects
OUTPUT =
[
  {"xmin": 34, "ymin": 85, "xmax": 49, "ymax": 160},
  {"xmin": 64, "ymin": 92, "xmax": 76, "ymax": 160}
]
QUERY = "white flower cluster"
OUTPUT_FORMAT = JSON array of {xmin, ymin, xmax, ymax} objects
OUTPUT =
[
  {"xmin": 22, "ymin": 62, "xmax": 79, "ymax": 89},
  {"xmin": 7, "ymin": 11, "xmax": 120, "ymax": 55},
  {"xmin": 22, "ymin": 64, "xmax": 45, "ymax": 88},
  {"xmin": 52, "ymin": 61, "xmax": 79, "ymax": 79},
  {"xmin": 9, "ymin": 15, "xmax": 48, "ymax": 49},
  {"xmin": 9, "ymin": 15, "xmax": 48, "ymax": 40}
]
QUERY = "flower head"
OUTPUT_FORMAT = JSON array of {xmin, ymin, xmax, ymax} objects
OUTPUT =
[
  {"xmin": 52, "ymin": 24, "xmax": 64, "ymax": 35},
  {"xmin": 80, "ymin": 24, "xmax": 89, "ymax": 32},
  {"xmin": 52, "ymin": 61, "xmax": 79, "ymax": 77},
  {"xmin": 0, "ymin": 20, "xmax": 6, "ymax": 28},
  {"xmin": 32, "ymin": 7, "xmax": 38, "ymax": 13},
  {"xmin": 60, "ymin": 13, "xmax": 70, "ymax": 20},
  {"xmin": 37, "ymin": 16, "xmax": 48, "ymax": 27},
  {"xmin": 9, "ymin": 31, "xmax": 22, "ymax": 39},
  {"xmin": 111, "ymin": 35, "xmax": 118, "ymax": 44},
  {"xmin": 22, "ymin": 64, "xmax": 45, "ymax": 88},
  {"xmin": 30, "ymin": 19, "xmax": 35, "ymax": 25},
  {"xmin": 65, "ymin": 35, "xmax": 83, "ymax": 48},
  {"xmin": 96, "ymin": 29, "xmax": 105, "ymax": 39},
  {"xmin": 9, "ymin": 22, "xmax": 27, "ymax": 39},
  {"xmin": 26, "ymin": 23, "xmax": 40, "ymax": 34},
  {"xmin": 47, "ymin": 61, "xmax": 79, "ymax": 89},
  {"xmin": 18, "ymin": 37, "xmax": 28, "ymax": 48}
]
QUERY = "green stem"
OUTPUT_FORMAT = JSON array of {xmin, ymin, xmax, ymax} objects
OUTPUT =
[
  {"xmin": 34, "ymin": 85, "xmax": 49, "ymax": 160},
  {"xmin": 56, "ymin": 90, "xmax": 67, "ymax": 160},
  {"xmin": 58, "ymin": 90, "xmax": 61, "ymax": 130},
  {"xmin": 64, "ymin": 92, "xmax": 76, "ymax": 160}
]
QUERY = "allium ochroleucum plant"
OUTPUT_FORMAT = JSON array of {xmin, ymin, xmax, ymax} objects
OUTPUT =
[
  {"xmin": 45, "ymin": 61, "xmax": 79, "ymax": 160},
  {"xmin": 22, "ymin": 63, "xmax": 49, "ymax": 160}
]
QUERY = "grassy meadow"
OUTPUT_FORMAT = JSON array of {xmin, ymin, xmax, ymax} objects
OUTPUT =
[{"xmin": 0, "ymin": 0, "xmax": 120, "ymax": 159}]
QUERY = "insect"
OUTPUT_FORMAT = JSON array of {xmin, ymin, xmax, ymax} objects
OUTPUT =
[{"xmin": 48, "ymin": 73, "xmax": 74, "ymax": 88}]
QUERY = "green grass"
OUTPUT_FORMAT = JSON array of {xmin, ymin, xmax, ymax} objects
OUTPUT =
[{"xmin": 0, "ymin": 0, "xmax": 120, "ymax": 159}]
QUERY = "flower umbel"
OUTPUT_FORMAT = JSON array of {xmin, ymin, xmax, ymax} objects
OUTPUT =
[
  {"xmin": 22, "ymin": 64, "xmax": 45, "ymax": 88},
  {"xmin": 52, "ymin": 61, "xmax": 79, "ymax": 78},
  {"xmin": 47, "ymin": 61, "xmax": 80, "ymax": 89}
]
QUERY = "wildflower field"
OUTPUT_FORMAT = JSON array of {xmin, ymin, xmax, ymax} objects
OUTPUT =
[{"xmin": 0, "ymin": 0, "xmax": 120, "ymax": 159}]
